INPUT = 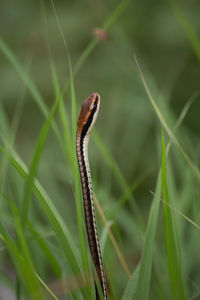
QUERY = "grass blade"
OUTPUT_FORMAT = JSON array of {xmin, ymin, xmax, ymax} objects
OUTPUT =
[
  {"xmin": 122, "ymin": 263, "xmax": 140, "ymax": 300},
  {"xmin": 135, "ymin": 175, "xmax": 161, "ymax": 300},
  {"xmin": 161, "ymin": 131, "xmax": 186, "ymax": 299}
]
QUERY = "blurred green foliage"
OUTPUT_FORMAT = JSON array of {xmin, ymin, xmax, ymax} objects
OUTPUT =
[{"xmin": 0, "ymin": 0, "xmax": 200, "ymax": 299}]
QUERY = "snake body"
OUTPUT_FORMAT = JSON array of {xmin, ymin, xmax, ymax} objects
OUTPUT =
[{"xmin": 76, "ymin": 93, "xmax": 108, "ymax": 299}]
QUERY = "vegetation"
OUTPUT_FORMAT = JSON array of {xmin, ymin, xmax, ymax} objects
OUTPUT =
[{"xmin": 0, "ymin": 0, "xmax": 200, "ymax": 299}]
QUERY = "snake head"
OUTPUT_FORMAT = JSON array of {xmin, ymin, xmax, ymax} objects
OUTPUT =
[{"xmin": 77, "ymin": 93, "xmax": 100, "ymax": 130}]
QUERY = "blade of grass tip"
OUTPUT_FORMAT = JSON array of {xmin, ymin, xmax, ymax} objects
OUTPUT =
[
  {"xmin": 0, "ymin": 38, "xmax": 64, "ymax": 153},
  {"xmin": 0, "ymin": 147, "xmax": 85, "ymax": 297},
  {"xmin": 135, "ymin": 173, "xmax": 161, "ymax": 300},
  {"xmin": 21, "ymin": 92, "xmax": 62, "ymax": 225},
  {"xmin": 74, "ymin": 0, "xmax": 130, "ymax": 75},
  {"xmin": 134, "ymin": 53, "xmax": 200, "ymax": 182},
  {"xmin": 122, "ymin": 263, "xmax": 140, "ymax": 300},
  {"xmin": 171, "ymin": 1, "xmax": 200, "ymax": 62},
  {"xmin": 50, "ymin": 2, "xmax": 92, "ymax": 297},
  {"xmin": 161, "ymin": 131, "xmax": 186, "ymax": 299}
]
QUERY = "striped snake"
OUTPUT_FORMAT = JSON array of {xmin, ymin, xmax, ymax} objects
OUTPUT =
[{"xmin": 76, "ymin": 93, "xmax": 108, "ymax": 299}]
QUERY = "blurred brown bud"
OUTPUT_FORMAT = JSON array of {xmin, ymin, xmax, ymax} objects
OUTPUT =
[{"xmin": 93, "ymin": 28, "xmax": 109, "ymax": 41}]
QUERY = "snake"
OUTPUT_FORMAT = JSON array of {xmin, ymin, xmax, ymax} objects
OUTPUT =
[{"xmin": 76, "ymin": 93, "xmax": 108, "ymax": 299}]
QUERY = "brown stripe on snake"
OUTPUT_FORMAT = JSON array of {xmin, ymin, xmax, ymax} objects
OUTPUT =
[{"xmin": 76, "ymin": 93, "xmax": 108, "ymax": 299}]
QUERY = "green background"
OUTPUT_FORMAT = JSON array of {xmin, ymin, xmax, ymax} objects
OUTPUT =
[{"xmin": 0, "ymin": 0, "xmax": 200, "ymax": 299}]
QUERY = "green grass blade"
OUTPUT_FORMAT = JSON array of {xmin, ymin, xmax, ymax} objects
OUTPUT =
[
  {"xmin": 135, "ymin": 175, "xmax": 161, "ymax": 300},
  {"xmin": 134, "ymin": 54, "xmax": 200, "ymax": 182},
  {"xmin": 161, "ymin": 131, "xmax": 186, "ymax": 299}
]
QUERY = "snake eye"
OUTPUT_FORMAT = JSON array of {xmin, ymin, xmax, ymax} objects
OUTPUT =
[{"xmin": 92, "ymin": 105, "xmax": 97, "ymax": 111}]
